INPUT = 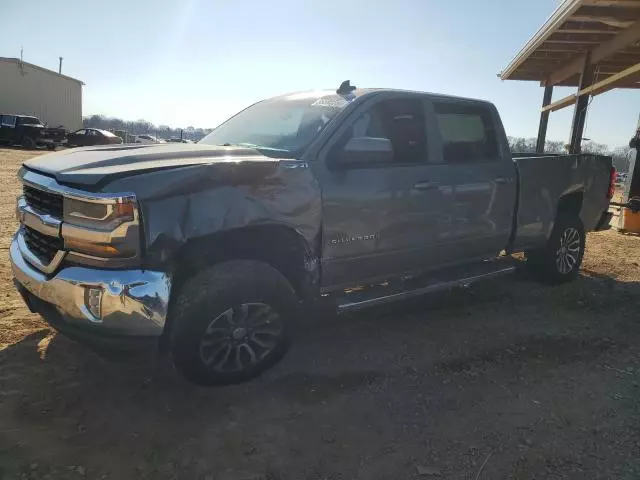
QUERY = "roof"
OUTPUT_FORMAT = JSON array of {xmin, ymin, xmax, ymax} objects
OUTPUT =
[
  {"xmin": 279, "ymin": 88, "xmax": 494, "ymax": 106},
  {"xmin": 500, "ymin": 0, "xmax": 640, "ymax": 88},
  {"xmin": 0, "ymin": 57, "xmax": 84, "ymax": 85}
]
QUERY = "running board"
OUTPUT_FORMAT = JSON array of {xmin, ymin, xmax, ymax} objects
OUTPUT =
[{"xmin": 335, "ymin": 258, "xmax": 517, "ymax": 313}]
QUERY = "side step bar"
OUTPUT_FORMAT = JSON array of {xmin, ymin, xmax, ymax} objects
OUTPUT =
[{"xmin": 335, "ymin": 261, "xmax": 516, "ymax": 313}]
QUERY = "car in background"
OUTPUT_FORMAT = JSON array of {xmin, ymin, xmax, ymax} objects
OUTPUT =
[
  {"xmin": 166, "ymin": 137, "xmax": 189, "ymax": 143},
  {"xmin": 0, "ymin": 114, "xmax": 66, "ymax": 150},
  {"xmin": 134, "ymin": 134, "xmax": 165, "ymax": 144},
  {"xmin": 66, "ymin": 128, "xmax": 124, "ymax": 147}
]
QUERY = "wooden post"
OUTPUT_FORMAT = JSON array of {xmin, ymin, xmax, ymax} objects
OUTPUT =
[
  {"xmin": 536, "ymin": 86, "xmax": 554, "ymax": 153},
  {"xmin": 569, "ymin": 53, "xmax": 594, "ymax": 154}
]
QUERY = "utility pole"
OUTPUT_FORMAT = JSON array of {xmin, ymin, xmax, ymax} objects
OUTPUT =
[{"xmin": 58, "ymin": 57, "xmax": 63, "ymax": 74}]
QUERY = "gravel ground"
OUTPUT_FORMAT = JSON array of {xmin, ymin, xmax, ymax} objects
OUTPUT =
[{"xmin": 1, "ymin": 147, "xmax": 640, "ymax": 479}]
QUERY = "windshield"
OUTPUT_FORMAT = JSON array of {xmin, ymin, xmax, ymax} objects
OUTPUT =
[{"xmin": 198, "ymin": 93, "xmax": 350, "ymax": 157}]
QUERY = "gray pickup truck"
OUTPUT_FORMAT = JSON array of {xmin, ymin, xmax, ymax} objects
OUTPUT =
[{"xmin": 11, "ymin": 82, "xmax": 614, "ymax": 385}]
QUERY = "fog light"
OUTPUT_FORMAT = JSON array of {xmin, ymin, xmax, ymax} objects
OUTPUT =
[{"xmin": 85, "ymin": 287, "xmax": 103, "ymax": 319}]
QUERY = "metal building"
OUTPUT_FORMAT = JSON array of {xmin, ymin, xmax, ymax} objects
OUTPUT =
[{"xmin": 0, "ymin": 57, "xmax": 83, "ymax": 131}]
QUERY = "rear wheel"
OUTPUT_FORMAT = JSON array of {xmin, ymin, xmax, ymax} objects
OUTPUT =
[
  {"xmin": 21, "ymin": 136, "xmax": 36, "ymax": 149},
  {"xmin": 527, "ymin": 214, "xmax": 585, "ymax": 284},
  {"xmin": 170, "ymin": 260, "xmax": 298, "ymax": 385}
]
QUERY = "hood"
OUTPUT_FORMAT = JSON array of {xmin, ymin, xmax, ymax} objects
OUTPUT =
[{"xmin": 23, "ymin": 143, "xmax": 283, "ymax": 187}]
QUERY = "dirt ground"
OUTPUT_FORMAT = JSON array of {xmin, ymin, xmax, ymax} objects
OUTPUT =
[{"xmin": 1, "ymin": 147, "xmax": 640, "ymax": 480}]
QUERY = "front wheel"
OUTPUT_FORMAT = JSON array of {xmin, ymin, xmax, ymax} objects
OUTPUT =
[
  {"xmin": 170, "ymin": 260, "xmax": 299, "ymax": 386},
  {"xmin": 526, "ymin": 214, "xmax": 585, "ymax": 284}
]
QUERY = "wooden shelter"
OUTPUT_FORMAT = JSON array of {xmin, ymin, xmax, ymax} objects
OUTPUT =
[{"xmin": 500, "ymin": 0, "xmax": 640, "ymax": 153}]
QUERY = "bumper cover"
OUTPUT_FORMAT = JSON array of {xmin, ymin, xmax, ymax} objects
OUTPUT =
[{"xmin": 10, "ymin": 236, "xmax": 171, "ymax": 337}]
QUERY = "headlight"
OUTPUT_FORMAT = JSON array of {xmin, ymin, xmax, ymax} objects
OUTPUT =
[
  {"xmin": 61, "ymin": 195, "xmax": 140, "ymax": 260},
  {"xmin": 63, "ymin": 197, "xmax": 135, "ymax": 230}
]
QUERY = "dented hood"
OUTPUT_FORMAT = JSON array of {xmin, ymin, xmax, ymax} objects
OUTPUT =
[{"xmin": 23, "ymin": 143, "xmax": 280, "ymax": 187}]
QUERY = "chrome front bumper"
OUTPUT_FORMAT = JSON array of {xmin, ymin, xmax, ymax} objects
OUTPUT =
[{"xmin": 10, "ymin": 235, "xmax": 171, "ymax": 337}]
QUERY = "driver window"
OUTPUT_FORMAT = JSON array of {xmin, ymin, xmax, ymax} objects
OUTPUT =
[{"xmin": 340, "ymin": 98, "xmax": 428, "ymax": 164}]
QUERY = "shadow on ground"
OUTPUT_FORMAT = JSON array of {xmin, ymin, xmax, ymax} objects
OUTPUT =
[{"xmin": 2, "ymin": 271, "xmax": 640, "ymax": 479}]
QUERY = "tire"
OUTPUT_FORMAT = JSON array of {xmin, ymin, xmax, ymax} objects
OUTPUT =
[
  {"xmin": 21, "ymin": 136, "xmax": 36, "ymax": 150},
  {"xmin": 170, "ymin": 260, "xmax": 299, "ymax": 386},
  {"xmin": 46, "ymin": 144, "xmax": 56, "ymax": 151},
  {"xmin": 526, "ymin": 214, "xmax": 585, "ymax": 284}
]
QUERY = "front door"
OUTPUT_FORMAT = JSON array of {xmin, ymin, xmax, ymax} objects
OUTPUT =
[
  {"xmin": 426, "ymin": 100, "xmax": 517, "ymax": 260},
  {"xmin": 313, "ymin": 94, "xmax": 452, "ymax": 289}
]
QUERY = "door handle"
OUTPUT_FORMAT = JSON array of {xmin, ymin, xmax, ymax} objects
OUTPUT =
[
  {"xmin": 495, "ymin": 177, "xmax": 509, "ymax": 184},
  {"xmin": 413, "ymin": 181, "xmax": 439, "ymax": 190}
]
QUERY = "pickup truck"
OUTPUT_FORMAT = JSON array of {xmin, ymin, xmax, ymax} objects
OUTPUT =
[
  {"xmin": 10, "ymin": 82, "xmax": 614, "ymax": 385},
  {"xmin": 0, "ymin": 114, "xmax": 66, "ymax": 150}
]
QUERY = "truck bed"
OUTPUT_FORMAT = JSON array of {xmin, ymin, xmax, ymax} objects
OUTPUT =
[{"xmin": 511, "ymin": 153, "xmax": 612, "ymax": 251}]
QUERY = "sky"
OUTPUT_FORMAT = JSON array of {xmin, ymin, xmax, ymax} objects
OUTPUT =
[{"xmin": 1, "ymin": 0, "xmax": 638, "ymax": 147}]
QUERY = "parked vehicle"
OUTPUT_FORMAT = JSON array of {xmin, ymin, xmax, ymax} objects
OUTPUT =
[
  {"xmin": 134, "ymin": 134, "xmax": 165, "ymax": 144},
  {"xmin": 10, "ymin": 82, "xmax": 614, "ymax": 385},
  {"xmin": 66, "ymin": 128, "xmax": 124, "ymax": 147},
  {"xmin": 167, "ymin": 137, "xmax": 189, "ymax": 143},
  {"xmin": 0, "ymin": 114, "xmax": 66, "ymax": 150}
]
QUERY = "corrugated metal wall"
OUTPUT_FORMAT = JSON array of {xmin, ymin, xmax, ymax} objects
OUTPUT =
[{"xmin": 0, "ymin": 59, "xmax": 82, "ymax": 131}]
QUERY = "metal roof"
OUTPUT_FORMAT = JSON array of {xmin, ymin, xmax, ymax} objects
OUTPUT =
[
  {"xmin": 500, "ymin": 0, "xmax": 640, "ymax": 88},
  {"xmin": 0, "ymin": 57, "xmax": 84, "ymax": 85}
]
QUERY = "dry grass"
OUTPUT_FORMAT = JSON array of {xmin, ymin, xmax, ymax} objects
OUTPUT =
[{"xmin": 1, "ymin": 147, "xmax": 640, "ymax": 480}]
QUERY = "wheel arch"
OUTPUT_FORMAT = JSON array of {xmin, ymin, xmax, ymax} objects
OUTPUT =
[
  {"xmin": 556, "ymin": 191, "xmax": 584, "ymax": 218},
  {"xmin": 171, "ymin": 223, "xmax": 320, "ymax": 305}
]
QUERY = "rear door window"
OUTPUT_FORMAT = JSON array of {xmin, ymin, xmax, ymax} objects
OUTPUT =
[
  {"xmin": 433, "ymin": 102, "xmax": 498, "ymax": 163},
  {"xmin": 1, "ymin": 115, "xmax": 16, "ymax": 127}
]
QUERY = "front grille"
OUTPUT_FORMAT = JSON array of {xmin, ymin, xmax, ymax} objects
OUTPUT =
[
  {"xmin": 23, "ymin": 226, "xmax": 63, "ymax": 264},
  {"xmin": 23, "ymin": 184, "xmax": 63, "ymax": 217}
]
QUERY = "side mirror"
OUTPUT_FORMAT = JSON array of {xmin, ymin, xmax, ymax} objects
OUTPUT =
[{"xmin": 337, "ymin": 137, "xmax": 393, "ymax": 166}]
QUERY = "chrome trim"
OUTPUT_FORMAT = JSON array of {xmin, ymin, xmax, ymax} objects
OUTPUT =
[
  {"xmin": 11, "ymin": 236, "xmax": 171, "ymax": 336},
  {"xmin": 19, "ymin": 169, "xmax": 141, "ymax": 265},
  {"xmin": 20, "ymin": 169, "xmax": 136, "ymax": 204},
  {"xmin": 17, "ymin": 197, "xmax": 61, "ymax": 237},
  {"xmin": 337, "ymin": 267, "xmax": 516, "ymax": 313},
  {"xmin": 16, "ymin": 230, "xmax": 66, "ymax": 274}
]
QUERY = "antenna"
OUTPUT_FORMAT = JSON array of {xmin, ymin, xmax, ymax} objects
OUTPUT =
[
  {"xmin": 59, "ymin": 57, "xmax": 63, "ymax": 74},
  {"xmin": 19, "ymin": 47, "xmax": 25, "ymax": 75},
  {"xmin": 337, "ymin": 80, "xmax": 356, "ymax": 95}
]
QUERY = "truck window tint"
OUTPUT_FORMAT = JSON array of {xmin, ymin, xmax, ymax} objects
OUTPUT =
[
  {"xmin": 339, "ymin": 98, "xmax": 427, "ymax": 164},
  {"xmin": 1, "ymin": 115, "xmax": 16, "ymax": 127},
  {"xmin": 17, "ymin": 117, "xmax": 41, "ymax": 126},
  {"xmin": 434, "ymin": 103, "xmax": 498, "ymax": 163}
]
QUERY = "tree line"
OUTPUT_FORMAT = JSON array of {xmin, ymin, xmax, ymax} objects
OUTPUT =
[
  {"xmin": 82, "ymin": 114, "xmax": 213, "ymax": 142},
  {"xmin": 508, "ymin": 136, "xmax": 633, "ymax": 173}
]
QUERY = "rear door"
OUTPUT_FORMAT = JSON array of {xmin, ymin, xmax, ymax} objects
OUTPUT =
[
  {"xmin": 426, "ymin": 99, "xmax": 517, "ymax": 260},
  {"xmin": 313, "ymin": 94, "xmax": 452, "ymax": 288},
  {"xmin": 71, "ymin": 129, "xmax": 88, "ymax": 146},
  {"xmin": 0, "ymin": 115, "xmax": 18, "ymax": 144},
  {"xmin": 86, "ymin": 129, "xmax": 101, "ymax": 145}
]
